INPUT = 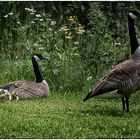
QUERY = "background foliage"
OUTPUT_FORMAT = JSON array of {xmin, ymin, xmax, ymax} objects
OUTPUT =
[{"xmin": 0, "ymin": 1, "xmax": 140, "ymax": 93}]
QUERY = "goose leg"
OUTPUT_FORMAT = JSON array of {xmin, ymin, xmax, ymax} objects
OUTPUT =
[
  {"xmin": 125, "ymin": 97, "xmax": 129, "ymax": 112},
  {"xmin": 121, "ymin": 97, "xmax": 125, "ymax": 111}
]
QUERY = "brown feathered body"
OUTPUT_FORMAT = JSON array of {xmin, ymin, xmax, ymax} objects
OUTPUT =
[
  {"xmin": 0, "ymin": 80, "xmax": 49, "ymax": 99},
  {"xmin": 83, "ymin": 47, "xmax": 140, "ymax": 101}
]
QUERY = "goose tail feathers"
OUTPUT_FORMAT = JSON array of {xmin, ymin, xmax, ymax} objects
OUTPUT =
[{"xmin": 83, "ymin": 90, "xmax": 92, "ymax": 102}]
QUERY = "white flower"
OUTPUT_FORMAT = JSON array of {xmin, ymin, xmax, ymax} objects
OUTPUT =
[
  {"xmin": 34, "ymin": 18, "xmax": 39, "ymax": 21},
  {"xmin": 35, "ymin": 14, "xmax": 41, "ymax": 18},
  {"xmin": 65, "ymin": 36, "xmax": 72, "ymax": 39},
  {"xmin": 32, "ymin": 10, "xmax": 36, "ymax": 13},
  {"xmin": 115, "ymin": 42, "xmax": 121, "ymax": 46},
  {"xmin": 87, "ymin": 76, "xmax": 92, "ymax": 81},
  {"xmin": 31, "ymin": 21, "xmax": 35, "ymax": 24},
  {"xmin": 9, "ymin": 12, "xmax": 13, "ymax": 16},
  {"xmin": 25, "ymin": 8, "xmax": 36, "ymax": 13},
  {"xmin": 51, "ymin": 21, "xmax": 56, "ymax": 26},
  {"xmin": 33, "ymin": 43, "xmax": 38, "ymax": 47},
  {"xmin": 30, "ymin": 9, "xmax": 35, "ymax": 13},
  {"xmin": 76, "ymin": 29, "xmax": 85, "ymax": 35},
  {"xmin": 49, "ymin": 28, "xmax": 52, "ymax": 31},
  {"xmin": 17, "ymin": 21, "xmax": 20, "ymax": 24},
  {"xmin": 43, "ymin": 13, "xmax": 46, "ymax": 16},
  {"xmin": 46, "ymin": 18, "xmax": 51, "ymax": 21},
  {"xmin": 74, "ymin": 42, "xmax": 79, "ymax": 45},
  {"xmin": 39, "ymin": 19, "xmax": 44, "ymax": 22},
  {"xmin": 38, "ymin": 47, "xmax": 45, "ymax": 50},
  {"xmin": 59, "ymin": 27, "xmax": 69, "ymax": 32},
  {"xmin": 25, "ymin": 8, "xmax": 30, "ymax": 11},
  {"xmin": 63, "ymin": 28, "xmax": 69, "ymax": 31},
  {"xmin": 53, "ymin": 69, "xmax": 59, "ymax": 75},
  {"xmin": 30, "ymin": 12, "xmax": 35, "ymax": 15},
  {"xmin": 4, "ymin": 15, "xmax": 8, "ymax": 18}
]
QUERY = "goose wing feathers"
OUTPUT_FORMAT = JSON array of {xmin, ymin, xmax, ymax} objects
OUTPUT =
[
  {"xmin": 0, "ymin": 81, "xmax": 48, "ymax": 99},
  {"xmin": 0, "ymin": 82, "xmax": 17, "ymax": 92},
  {"xmin": 84, "ymin": 59, "xmax": 140, "ymax": 101},
  {"xmin": 12, "ymin": 81, "xmax": 48, "ymax": 99}
]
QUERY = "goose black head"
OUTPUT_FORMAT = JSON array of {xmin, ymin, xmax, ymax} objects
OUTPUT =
[
  {"xmin": 129, "ymin": 9, "xmax": 140, "ymax": 19},
  {"xmin": 33, "ymin": 54, "xmax": 49, "ymax": 61}
]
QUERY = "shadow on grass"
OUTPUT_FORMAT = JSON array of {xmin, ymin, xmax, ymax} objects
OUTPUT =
[{"xmin": 79, "ymin": 105, "xmax": 140, "ymax": 118}]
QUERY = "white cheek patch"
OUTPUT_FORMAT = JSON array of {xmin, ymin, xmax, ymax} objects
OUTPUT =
[
  {"xmin": 42, "ymin": 80, "xmax": 49, "ymax": 93},
  {"xmin": 34, "ymin": 55, "xmax": 40, "ymax": 61},
  {"xmin": 42, "ymin": 80, "xmax": 48, "ymax": 85},
  {"xmin": 129, "ymin": 12, "xmax": 137, "ymax": 19}
]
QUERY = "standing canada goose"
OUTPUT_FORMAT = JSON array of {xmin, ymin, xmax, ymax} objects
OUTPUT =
[
  {"xmin": 128, "ymin": 9, "xmax": 140, "ymax": 54},
  {"xmin": 118, "ymin": 9, "xmax": 140, "ymax": 111},
  {"xmin": 0, "ymin": 54, "xmax": 49, "ymax": 100},
  {"xmin": 83, "ymin": 47, "xmax": 140, "ymax": 112},
  {"xmin": 83, "ymin": 10, "xmax": 140, "ymax": 112}
]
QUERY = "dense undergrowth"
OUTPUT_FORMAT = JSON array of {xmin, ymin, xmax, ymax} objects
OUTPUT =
[{"xmin": 0, "ymin": 2, "xmax": 130, "ymax": 93}]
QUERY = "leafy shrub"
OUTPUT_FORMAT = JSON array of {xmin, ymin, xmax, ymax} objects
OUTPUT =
[
  {"xmin": 80, "ymin": 2, "xmax": 130, "ymax": 83},
  {"xmin": 0, "ymin": 2, "xmax": 130, "ymax": 93}
]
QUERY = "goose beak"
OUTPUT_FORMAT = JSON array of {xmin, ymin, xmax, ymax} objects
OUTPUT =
[{"xmin": 136, "ymin": 11, "xmax": 140, "ymax": 17}]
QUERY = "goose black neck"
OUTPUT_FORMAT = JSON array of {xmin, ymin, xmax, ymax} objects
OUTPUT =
[
  {"xmin": 32, "ymin": 57, "xmax": 44, "ymax": 83},
  {"xmin": 128, "ymin": 15, "xmax": 139, "ymax": 55}
]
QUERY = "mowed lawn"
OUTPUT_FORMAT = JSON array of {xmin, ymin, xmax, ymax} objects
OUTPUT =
[{"xmin": 1, "ymin": 92, "xmax": 140, "ymax": 138}]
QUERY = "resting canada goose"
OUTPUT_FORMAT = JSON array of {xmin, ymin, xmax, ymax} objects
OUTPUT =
[
  {"xmin": 83, "ymin": 10, "xmax": 140, "ymax": 112},
  {"xmin": 0, "ymin": 54, "xmax": 49, "ymax": 100},
  {"xmin": 128, "ymin": 9, "xmax": 140, "ymax": 54},
  {"xmin": 120, "ymin": 9, "xmax": 140, "ymax": 111}
]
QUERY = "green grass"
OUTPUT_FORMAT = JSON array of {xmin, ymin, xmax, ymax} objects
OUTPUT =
[{"xmin": 1, "ymin": 92, "xmax": 140, "ymax": 138}]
